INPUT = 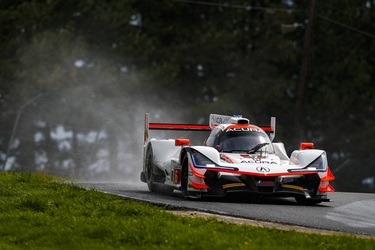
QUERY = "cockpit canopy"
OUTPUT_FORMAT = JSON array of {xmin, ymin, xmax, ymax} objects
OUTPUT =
[{"xmin": 205, "ymin": 125, "xmax": 274, "ymax": 153}]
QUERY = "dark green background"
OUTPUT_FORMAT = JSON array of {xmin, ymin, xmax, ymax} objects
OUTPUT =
[{"xmin": 1, "ymin": 0, "xmax": 374, "ymax": 192}]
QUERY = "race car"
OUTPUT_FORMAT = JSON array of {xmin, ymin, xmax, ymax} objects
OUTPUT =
[{"xmin": 140, "ymin": 113, "xmax": 335, "ymax": 204}]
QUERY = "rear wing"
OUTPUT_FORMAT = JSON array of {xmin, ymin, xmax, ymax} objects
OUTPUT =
[
  {"xmin": 144, "ymin": 113, "xmax": 276, "ymax": 146},
  {"xmin": 144, "ymin": 113, "xmax": 211, "ymax": 146}
]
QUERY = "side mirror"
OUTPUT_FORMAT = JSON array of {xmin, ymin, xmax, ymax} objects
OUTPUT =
[
  {"xmin": 300, "ymin": 142, "xmax": 314, "ymax": 150},
  {"xmin": 175, "ymin": 139, "xmax": 190, "ymax": 147}
]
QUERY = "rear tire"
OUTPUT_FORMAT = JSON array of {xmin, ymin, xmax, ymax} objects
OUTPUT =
[
  {"xmin": 145, "ymin": 145, "xmax": 174, "ymax": 195},
  {"xmin": 145, "ymin": 145, "xmax": 155, "ymax": 192}
]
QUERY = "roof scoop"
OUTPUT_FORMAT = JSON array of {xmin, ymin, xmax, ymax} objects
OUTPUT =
[{"xmin": 229, "ymin": 115, "xmax": 249, "ymax": 124}]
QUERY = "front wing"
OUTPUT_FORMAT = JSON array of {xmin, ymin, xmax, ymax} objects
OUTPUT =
[{"xmin": 184, "ymin": 154, "xmax": 335, "ymax": 202}]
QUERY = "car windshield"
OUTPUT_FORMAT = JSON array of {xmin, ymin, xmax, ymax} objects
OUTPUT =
[{"xmin": 217, "ymin": 130, "xmax": 273, "ymax": 153}]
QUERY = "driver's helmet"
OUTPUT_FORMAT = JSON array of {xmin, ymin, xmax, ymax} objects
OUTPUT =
[{"xmin": 220, "ymin": 135, "xmax": 255, "ymax": 152}]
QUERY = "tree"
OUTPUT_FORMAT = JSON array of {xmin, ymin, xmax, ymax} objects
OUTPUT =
[{"xmin": 0, "ymin": 0, "xmax": 374, "ymax": 189}]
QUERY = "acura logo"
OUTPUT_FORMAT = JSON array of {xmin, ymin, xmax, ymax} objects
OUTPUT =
[{"xmin": 256, "ymin": 167, "xmax": 270, "ymax": 172}]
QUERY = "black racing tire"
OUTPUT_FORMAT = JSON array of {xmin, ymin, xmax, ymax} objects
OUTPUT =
[
  {"xmin": 295, "ymin": 196, "xmax": 321, "ymax": 205},
  {"xmin": 181, "ymin": 155, "xmax": 189, "ymax": 198},
  {"xmin": 145, "ymin": 145, "xmax": 156, "ymax": 192},
  {"xmin": 145, "ymin": 145, "xmax": 174, "ymax": 195}
]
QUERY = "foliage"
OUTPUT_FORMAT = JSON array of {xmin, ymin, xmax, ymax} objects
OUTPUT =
[
  {"xmin": 0, "ymin": 172, "xmax": 374, "ymax": 249},
  {"xmin": 0, "ymin": 0, "xmax": 374, "ymax": 187}
]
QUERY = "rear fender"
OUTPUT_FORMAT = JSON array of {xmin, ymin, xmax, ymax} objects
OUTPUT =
[{"xmin": 147, "ymin": 139, "xmax": 181, "ymax": 169}]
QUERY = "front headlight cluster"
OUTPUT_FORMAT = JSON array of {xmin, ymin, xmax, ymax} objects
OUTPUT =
[
  {"xmin": 191, "ymin": 151, "xmax": 217, "ymax": 168},
  {"xmin": 288, "ymin": 154, "xmax": 328, "ymax": 173},
  {"xmin": 190, "ymin": 150, "xmax": 239, "ymax": 171},
  {"xmin": 306, "ymin": 155, "xmax": 328, "ymax": 171}
]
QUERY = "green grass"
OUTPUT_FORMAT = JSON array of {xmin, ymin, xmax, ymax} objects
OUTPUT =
[{"xmin": 0, "ymin": 172, "xmax": 374, "ymax": 250}]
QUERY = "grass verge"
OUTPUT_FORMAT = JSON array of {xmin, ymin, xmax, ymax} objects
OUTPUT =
[{"xmin": 0, "ymin": 172, "xmax": 374, "ymax": 250}]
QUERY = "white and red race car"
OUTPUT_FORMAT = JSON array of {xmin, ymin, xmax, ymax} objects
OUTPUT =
[{"xmin": 140, "ymin": 113, "xmax": 335, "ymax": 204}]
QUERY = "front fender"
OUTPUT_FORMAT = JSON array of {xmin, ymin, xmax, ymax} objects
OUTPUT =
[
  {"xmin": 290, "ymin": 149, "xmax": 326, "ymax": 168},
  {"xmin": 185, "ymin": 146, "xmax": 221, "ymax": 164}
]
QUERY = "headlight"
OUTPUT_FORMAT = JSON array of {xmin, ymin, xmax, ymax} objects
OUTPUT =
[
  {"xmin": 306, "ymin": 155, "xmax": 327, "ymax": 171},
  {"xmin": 191, "ymin": 151, "xmax": 217, "ymax": 168},
  {"xmin": 288, "ymin": 154, "xmax": 328, "ymax": 173},
  {"xmin": 190, "ymin": 150, "xmax": 239, "ymax": 171}
]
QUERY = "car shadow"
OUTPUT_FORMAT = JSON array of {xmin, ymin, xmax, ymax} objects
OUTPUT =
[
  {"xmin": 185, "ymin": 192, "xmax": 330, "ymax": 207},
  {"xmin": 130, "ymin": 189, "xmax": 330, "ymax": 207},
  {"xmin": 201, "ymin": 194, "xmax": 297, "ymax": 205}
]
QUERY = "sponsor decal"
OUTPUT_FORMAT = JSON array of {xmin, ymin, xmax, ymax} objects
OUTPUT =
[
  {"xmin": 241, "ymin": 160, "xmax": 255, "ymax": 163},
  {"xmin": 239, "ymin": 154, "xmax": 276, "ymax": 163},
  {"xmin": 282, "ymin": 184, "xmax": 304, "ymax": 191},
  {"xmin": 256, "ymin": 167, "xmax": 270, "ymax": 173},
  {"xmin": 209, "ymin": 114, "xmax": 233, "ymax": 128},
  {"xmin": 240, "ymin": 154, "xmax": 251, "ymax": 158},
  {"xmin": 172, "ymin": 169, "xmax": 181, "ymax": 184},
  {"xmin": 223, "ymin": 183, "xmax": 246, "ymax": 189},
  {"xmin": 211, "ymin": 116, "xmax": 231, "ymax": 125},
  {"xmin": 241, "ymin": 159, "xmax": 277, "ymax": 164},
  {"xmin": 226, "ymin": 127, "xmax": 262, "ymax": 132},
  {"xmin": 220, "ymin": 154, "xmax": 234, "ymax": 163}
]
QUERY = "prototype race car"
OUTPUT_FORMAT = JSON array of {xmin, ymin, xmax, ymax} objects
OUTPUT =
[{"xmin": 140, "ymin": 113, "xmax": 335, "ymax": 204}]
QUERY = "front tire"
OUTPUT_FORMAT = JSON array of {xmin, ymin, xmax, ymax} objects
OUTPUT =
[{"xmin": 181, "ymin": 156, "xmax": 189, "ymax": 198}]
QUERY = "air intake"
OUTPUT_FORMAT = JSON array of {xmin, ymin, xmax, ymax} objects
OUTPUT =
[{"xmin": 229, "ymin": 116, "xmax": 250, "ymax": 124}]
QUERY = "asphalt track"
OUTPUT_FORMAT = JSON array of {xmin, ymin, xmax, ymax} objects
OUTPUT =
[{"xmin": 75, "ymin": 181, "xmax": 375, "ymax": 237}]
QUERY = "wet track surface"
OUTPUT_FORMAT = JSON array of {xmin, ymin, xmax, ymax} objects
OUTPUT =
[{"xmin": 75, "ymin": 181, "xmax": 375, "ymax": 237}]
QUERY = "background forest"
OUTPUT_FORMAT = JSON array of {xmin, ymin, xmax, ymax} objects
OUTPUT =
[{"xmin": 1, "ymin": 0, "xmax": 374, "ymax": 192}]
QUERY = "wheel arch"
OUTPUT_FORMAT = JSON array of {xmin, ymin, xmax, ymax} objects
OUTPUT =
[{"xmin": 179, "ymin": 148, "xmax": 190, "ymax": 165}]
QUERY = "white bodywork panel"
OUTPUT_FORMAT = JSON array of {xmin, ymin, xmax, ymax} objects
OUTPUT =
[
  {"xmin": 290, "ymin": 149, "xmax": 325, "ymax": 167},
  {"xmin": 148, "ymin": 139, "xmax": 180, "ymax": 171}
]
